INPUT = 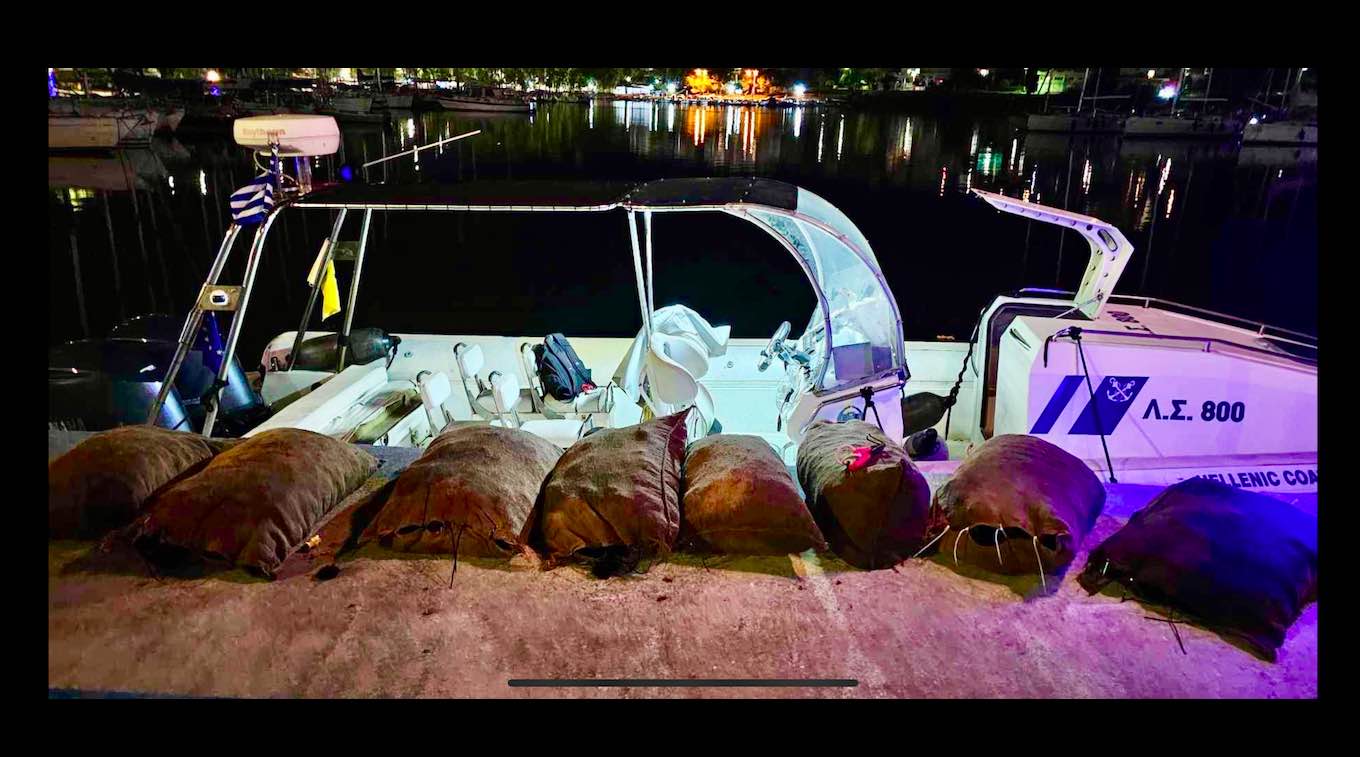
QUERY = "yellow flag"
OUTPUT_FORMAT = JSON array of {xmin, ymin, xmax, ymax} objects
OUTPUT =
[
  {"xmin": 306, "ymin": 239, "xmax": 331, "ymax": 287},
  {"xmin": 320, "ymin": 259, "xmax": 341, "ymax": 321}
]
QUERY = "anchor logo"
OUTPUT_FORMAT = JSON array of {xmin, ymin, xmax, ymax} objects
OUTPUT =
[{"xmin": 1106, "ymin": 378, "xmax": 1136, "ymax": 403}]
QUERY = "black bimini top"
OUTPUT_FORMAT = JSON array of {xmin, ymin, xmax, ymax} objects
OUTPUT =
[{"xmin": 292, "ymin": 177, "xmax": 799, "ymax": 213}]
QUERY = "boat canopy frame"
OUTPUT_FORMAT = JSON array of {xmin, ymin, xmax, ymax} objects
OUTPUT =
[{"xmin": 151, "ymin": 177, "xmax": 907, "ymax": 436}]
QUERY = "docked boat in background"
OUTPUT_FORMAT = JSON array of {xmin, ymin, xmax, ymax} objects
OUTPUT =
[
  {"xmin": 1125, "ymin": 68, "xmax": 1244, "ymax": 140},
  {"xmin": 1023, "ymin": 67, "xmax": 1127, "ymax": 134},
  {"xmin": 1024, "ymin": 111, "xmax": 1125, "ymax": 134},
  {"xmin": 436, "ymin": 85, "xmax": 532, "ymax": 113},
  {"xmin": 1123, "ymin": 112, "xmax": 1243, "ymax": 139},
  {"xmin": 1243, "ymin": 120, "xmax": 1317, "ymax": 146},
  {"xmin": 49, "ymin": 98, "xmax": 184, "ymax": 134},
  {"xmin": 322, "ymin": 94, "xmax": 373, "ymax": 115},
  {"xmin": 48, "ymin": 111, "xmax": 159, "ymax": 150},
  {"xmin": 1243, "ymin": 67, "xmax": 1317, "ymax": 146}
]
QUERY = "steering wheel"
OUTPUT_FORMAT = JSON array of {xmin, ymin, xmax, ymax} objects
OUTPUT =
[{"xmin": 758, "ymin": 321, "xmax": 792, "ymax": 372}]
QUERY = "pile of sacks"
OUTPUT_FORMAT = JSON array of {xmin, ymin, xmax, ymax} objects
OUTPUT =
[
  {"xmin": 49, "ymin": 425, "xmax": 377, "ymax": 577},
  {"xmin": 50, "ymin": 413, "xmax": 1316, "ymax": 660}
]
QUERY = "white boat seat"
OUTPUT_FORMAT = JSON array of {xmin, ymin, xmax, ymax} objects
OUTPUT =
[
  {"xmin": 452, "ymin": 342, "xmax": 498, "ymax": 419},
  {"xmin": 489, "ymin": 370, "xmax": 589, "ymax": 448},
  {"xmin": 418, "ymin": 371, "xmax": 455, "ymax": 435},
  {"xmin": 646, "ymin": 335, "xmax": 700, "ymax": 406},
  {"xmin": 645, "ymin": 334, "xmax": 717, "ymax": 439},
  {"xmin": 655, "ymin": 331, "xmax": 709, "ymax": 379}
]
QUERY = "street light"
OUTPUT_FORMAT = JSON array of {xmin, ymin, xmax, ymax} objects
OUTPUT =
[{"xmin": 1146, "ymin": 69, "xmax": 1156, "ymax": 79}]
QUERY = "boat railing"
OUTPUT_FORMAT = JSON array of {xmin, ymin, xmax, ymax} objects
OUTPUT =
[
  {"xmin": 1011, "ymin": 289, "xmax": 1316, "ymax": 353},
  {"xmin": 1105, "ymin": 294, "xmax": 1317, "ymax": 351},
  {"xmin": 1046, "ymin": 327, "xmax": 1317, "ymax": 369}
]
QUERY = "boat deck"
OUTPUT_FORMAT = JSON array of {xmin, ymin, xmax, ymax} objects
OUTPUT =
[{"xmin": 48, "ymin": 437, "xmax": 1317, "ymax": 698}]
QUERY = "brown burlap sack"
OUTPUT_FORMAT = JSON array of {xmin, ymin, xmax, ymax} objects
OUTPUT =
[
  {"xmin": 49, "ymin": 426, "xmax": 229, "ymax": 539},
  {"xmin": 132, "ymin": 428, "xmax": 377, "ymax": 576},
  {"xmin": 930, "ymin": 434, "xmax": 1105, "ymax": 578},
  {"xmin": 680, "ymin": 434, "xmax": 826, "ymax": 555},
  {"xmin": 361, "ymin": 424, "xmax": 561, "ymax": 558},
  {"xmin": 537, "ymin": 408, "xmax": 691, "ymax": 574},
  {"xmin": 796, "ymin": 420, "xmax": 931, "ymax": 569},
  {"xmin": 1078, "ymin": 477, "xmax": 1315, "ymax": 661}
]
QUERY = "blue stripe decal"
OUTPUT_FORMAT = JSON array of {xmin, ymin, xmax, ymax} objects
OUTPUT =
[
  {"xmin": 1069, "ymin": 376, "xmax": 1148, "ymax": 435},
  {"xmin": 1029, "ymin": 375, "xmax": 1084, "ymax": 434}
]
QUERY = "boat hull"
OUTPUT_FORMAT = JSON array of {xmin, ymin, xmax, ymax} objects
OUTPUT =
[
  {"xmin": 1123, "ymin": 115, "xmax": 1242, "ymax": 139},
  {"xmin": 1024, "ymin": 113, "xmax": 1125, "ymax": 134},
  {"xmin": 375, "ymin": 94, "xmax": 414, "ymax": 109},
  {"xmin": 1243, "ymin": 121, "xmax": 1317, "ymax": 146},
  {"xmin": 436, "ymin": 97, "xmax": 531, "ymax": 113},
  {"xmin": 48, "ymin": 114, "xmax": 155, "ymax": 150},
  {"xmin": 326, "ymin": 96, "xmax": 373, "ymax": 115}
]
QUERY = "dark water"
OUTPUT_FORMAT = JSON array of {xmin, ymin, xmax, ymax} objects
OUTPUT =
[{"xmin": 49, "ymin": 101, "xmax": 1317, "ymax": 367}]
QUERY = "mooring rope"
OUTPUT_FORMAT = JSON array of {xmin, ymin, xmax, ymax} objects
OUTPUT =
[
  {"xmin": 952, "ymin": 527, "xmax": 971, "ymax": 565},
  {"xmin": 912, "ymin": 525, "xmax": 951, "ymax": 559},
  {"xmin": 1031, "ymin": 536, "xmax": 1047, "ymax": 592}
]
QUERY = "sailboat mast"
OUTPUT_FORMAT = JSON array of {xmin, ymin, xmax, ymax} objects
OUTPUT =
[
  {"xmin": 1076, "ymin": 67, "xmax": 1089, "ymax": 113},
  {"xmin": 1203, "ymin": 68, "xmax": 1213, "ymax": 115},
  {"xmin": 1171, "ymin": 67, "xmax": 1185, "ymax": 112}
]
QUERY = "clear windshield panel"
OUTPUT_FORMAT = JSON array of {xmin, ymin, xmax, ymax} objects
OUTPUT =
[
  {"xmin": 795, "ymin": 188, "xmax": 883, "ymax": 276},
  {"xmin": 749, "ymin": 209, "xmax": 899, "ymax": 392}
]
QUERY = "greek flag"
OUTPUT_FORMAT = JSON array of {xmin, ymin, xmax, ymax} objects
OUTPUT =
[
  {"xmin": 193, "ymin": 312, "xmax": 225, "ymax": 374},
  {"xmin": 230, "ymin": 172, "xmax": 274, "ymax": 225}
]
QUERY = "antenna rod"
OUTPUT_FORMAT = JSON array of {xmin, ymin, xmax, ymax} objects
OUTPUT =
[{"xmin": 360, "ymin": 129, "xmax": 481, "ymax": 168}]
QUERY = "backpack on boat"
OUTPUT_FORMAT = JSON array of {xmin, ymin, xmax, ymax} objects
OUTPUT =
[{"xmin": 533, "ymin": 333, "xmax": 594, "ymax": 401}]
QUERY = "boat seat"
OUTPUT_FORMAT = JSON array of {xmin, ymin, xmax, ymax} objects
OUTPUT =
[
  {"xmin": 418, "ymin": 371, "xmax": 456, "ymax": 436},
  {"xmin": 488, "ymin": 370, "xmax": 591, "ymax": 449},
  {"xmin": 645, "ymin": 333, "xmax": 717, "ymax": 439},
  {"xmin": 452, "ymin": 343, "xmax": 496, "ymax": 419},
  {"xmin": 454, "ymin": 342, "xmax": 534, "ymax": 418},
  {"xmin": 518, "ymin": 342, "xmax": 618, "ymax": 419}
]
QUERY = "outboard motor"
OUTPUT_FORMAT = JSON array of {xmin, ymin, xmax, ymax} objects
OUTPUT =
[
  {"xmin": 288, "ymin": 327, "xmax": 402, "ymax": 371},
  {"xmin": 48, "ymin": 338, "xmax": 191, "ymax": 432},
  {"xmin": 48, "ymin": 314, "xmax": 273, "ymax": 436}
]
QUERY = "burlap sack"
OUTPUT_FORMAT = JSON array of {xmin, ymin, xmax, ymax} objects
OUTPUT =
[
  {"xmin": 1078, "ymin": 477, "xmax": 1317, "ymax": 661},
  {"xmin": 537, "ymin": 408, "xmax": 690, "ymax": 574},
  {"xmin": 362, "ymin": 424, "xmax": 561, "ymax": 557},
  {"xmin": 132, "ymin": 428, "xmax": 377, "ymax": 576},
  {"xmin": 680, "ymin": 434, "xmax": 826, "ymax": 554},
  {"xmin": 929, "ymin": 434, "xmax": 1104, "ymax": 577},
  {"xmin": 796, "ymin": 420, "xmax": 931, "ymax": 569},
  {"xmin": 49, "ymin": 426, "xmax": 228, "ymax": 539}
]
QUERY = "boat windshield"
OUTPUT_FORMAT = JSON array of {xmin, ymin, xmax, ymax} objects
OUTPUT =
[{"xmin": 744, "ymin": 187, "xmax": 901, "ymax": 392}]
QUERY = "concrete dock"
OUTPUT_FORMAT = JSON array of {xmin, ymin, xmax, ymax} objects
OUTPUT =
[{"xmin": 48, "ymin": 433, "xmax": 1317, "ymax": 698}]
